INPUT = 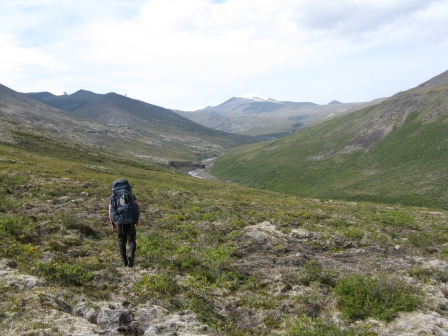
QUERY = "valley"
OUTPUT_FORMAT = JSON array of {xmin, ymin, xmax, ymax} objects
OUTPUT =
[
  {"xmin": 1, "ymin": 69, "xmax": 448, "ymax": 335},
  {"xmin": 1, "ymin": 124, "xmax": 448, "ymax": 335}
]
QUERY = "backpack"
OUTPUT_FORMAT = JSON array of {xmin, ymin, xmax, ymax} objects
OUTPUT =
[{"xmin": 110, "ymin": 179, "xmax": 139, "ymax": 225}]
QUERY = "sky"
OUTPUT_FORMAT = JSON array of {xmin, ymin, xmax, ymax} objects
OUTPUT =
[{"xmin": 1, "ymin": 0, "xmax": 448, "ymax": 111}]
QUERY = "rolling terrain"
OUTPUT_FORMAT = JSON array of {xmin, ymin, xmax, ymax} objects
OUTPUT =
[
  {"xmin": 178, "ymin": 94, "xmax": 384, "ymax": 139},
  {"xmin": 1, "ymin": 106, "xmax": 448, "ymax": 335},
  {"xmin": 1, "ymin": 84, "xmax": 257, "ymax": 165},
  {"xmin": 2, "ymin": 69, "xmax": 448, "ymax": 335},
  {"xmin": 210, "ymin": 70, "xmax": 448, "ymax": 211}
]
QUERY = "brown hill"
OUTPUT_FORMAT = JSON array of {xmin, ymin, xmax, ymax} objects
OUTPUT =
[{"xmin": 1, "ymin": 84, "xmax": 257, "ymax": 163}]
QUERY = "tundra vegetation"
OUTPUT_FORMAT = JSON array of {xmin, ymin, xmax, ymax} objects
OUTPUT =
[
  {"xmin": 210, "ymin": 84, "xmax": 448, "ymax": 212},
  {"xmin": 1, "ymin": 127, "xmax": 448, "ymax": 335}
]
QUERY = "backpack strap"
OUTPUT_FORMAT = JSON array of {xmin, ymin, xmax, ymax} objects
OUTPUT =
[{"xmin": 109, "ymin": 194, "xmax": 118, "ymax": 219}]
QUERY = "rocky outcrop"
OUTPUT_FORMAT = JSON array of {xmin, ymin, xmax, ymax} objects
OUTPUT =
[
  {"xmin": 73, "ymin": 302, "xmax": 212, "ymax": 335},
  {"xmin": 0, "ymin": 258, "xmax": 212, "ymax": 336}
]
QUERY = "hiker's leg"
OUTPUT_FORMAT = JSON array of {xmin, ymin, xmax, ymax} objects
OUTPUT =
[
  {"xmin": 118, "ymin": 229, "xmax": 128, "ymax": 266},
  {"xmin": 127, "ymin": 225, "xmax": 137, "ymax": 267}
]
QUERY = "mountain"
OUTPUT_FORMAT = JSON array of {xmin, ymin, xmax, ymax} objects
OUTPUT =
[
  {"xmin": 210, "ymin": 69, "xmax": 448, "ymax": 210},
  {"xmin": 0, "ymin": 84, "xmax": 258, "ymax": 164},
  {"xmin": 177, "ymin": 95, "xmax": 382, "ymax": 139},
  {"xmin": 28, "ymin": 89, "xmax": 99, "ymax": 112},
  {"xmin": 2, "ymin": 101, "xmax": 448, "ymax": 335},
  {"xmin": 209, "ymin": 95, "xmax": 317, "ymax": 114},
  {"xmin": 26, "ymin": 89, "xmax": 259, "ymax": 141}
]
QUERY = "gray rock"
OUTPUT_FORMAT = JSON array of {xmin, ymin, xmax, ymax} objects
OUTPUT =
[
  {"xmin": 74, "ymin": 302, "xmax": 100, "ymax": 324},
  {"xmin": 382, "ymin": 311, "xmax": 448, "ymax": 335},
  {"xmin": 142, "ymin": 310, "xmax": 212, "ymax": 336},
  {"xmin": 0, "ymin": 259, "xmax": 39, "ymax": 290},
  {"xmin": 135, "ymin": 305, "xmax": 168, "ymax": 330},
  {"xmin": 38, "ymin": 294, "xmax": 73, "ymax": 314},
  {"xmin": 97, "ymin": 305, "xmax": 132, "ymax": 330}
]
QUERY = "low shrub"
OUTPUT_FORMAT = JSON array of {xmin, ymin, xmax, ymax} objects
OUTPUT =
[
  {"xmin": 34, "ymin": 261, "xmax": 94, "ymax": 286},
  {"xmin": 408, "ymin": 233, "xmax": 432, "ymax": 247},
  {"xmin": 0, "ymin": 215, "xmax": 39, "ymax": 244},
  {"xmin": 409, "ymin": 267, "xmax": 448, "ymax": 284},
  {"xmin": 287, "ymin": 315, "xmax": 376, "ymax": 336},
  {"xmin": 60, "ymin": 214, "xmax": 97, "ymax": 238},
  {"xmin": 335, "ymin": 273, "xmax": 422, "ymax": 322},
  {"xmin": 0, "ymin": 242, "xmax": 40, "ymax": 265},
  {"xmin": 298, "ymin": 260, "xmax": 338, "ymax": 287},
  {"xmin": 134, "ymin": 273, "xmax": 180, "ymax": 299}
]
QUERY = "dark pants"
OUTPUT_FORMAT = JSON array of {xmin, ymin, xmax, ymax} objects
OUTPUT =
[{"xmin": 118, "ymin": 224, "xmax": 136, "ymax": 266}]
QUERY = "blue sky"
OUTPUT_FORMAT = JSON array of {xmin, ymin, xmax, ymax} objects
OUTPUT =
[{"xmin": 1, "ymin": 0, "xmax": 448, "ymax": 110}]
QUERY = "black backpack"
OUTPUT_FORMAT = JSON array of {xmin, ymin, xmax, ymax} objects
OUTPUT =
[{"xmin": 110, "ymin": 179, "xmax": 139, "ymax": 225}]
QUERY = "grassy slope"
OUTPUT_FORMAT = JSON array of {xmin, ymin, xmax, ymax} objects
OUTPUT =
[
  {"xmin": 210, "ymin": 89, "xmax": 448, "ymax": 211},
  {"xmin": 2, "ymin": 123, "xmax": 448, "ymax": 335}
]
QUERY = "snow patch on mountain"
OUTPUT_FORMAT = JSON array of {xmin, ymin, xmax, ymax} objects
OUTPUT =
[{"xmin": 237, "ymin": 94, "xmax": 275, "ymax": 102}]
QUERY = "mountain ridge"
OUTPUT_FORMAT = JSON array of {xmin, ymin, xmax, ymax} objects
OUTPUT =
[
  {"xmin": 177, "ymin": 95, "xmax": 380, "ymax": 138},
  {"xmin": 1, "ymin": 84, "xmax": 258, "ymax": 164},
  {"xmin": 210, "ymin": 69, "xmax": 448, "ymax": 210}
]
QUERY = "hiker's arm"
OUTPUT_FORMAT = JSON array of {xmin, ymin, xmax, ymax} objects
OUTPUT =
[
  {"xmin": 108, "ymin": 204, "xmax": 116, "ymax": 230},
  {"xmin": 135, "ymin": 200, "xmax": 140, "ymax": 227}
]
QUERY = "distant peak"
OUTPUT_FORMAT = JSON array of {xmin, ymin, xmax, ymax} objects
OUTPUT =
[
  {"xmin": 72, "ymin": 89, "xmax": 97, "ymax": 96},
  {"xmin": 236, "ymin": 94, "xmax": 273, "ymax": 102},
  {"xmin": 328, "ymin": 100, "xmax": 342, "ymax": 105}
]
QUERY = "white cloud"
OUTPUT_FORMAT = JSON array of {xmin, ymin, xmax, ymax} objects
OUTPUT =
[
  {"xmin": 0, "ymin": 33, "xmax": 69, "ymax": 85},
  {"xmin": 1, "ymin": 0, "xmax": 448, "ymax": 109}
]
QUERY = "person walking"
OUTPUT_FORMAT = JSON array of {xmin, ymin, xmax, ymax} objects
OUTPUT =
[{"xmin": 108, "ymin": 179, "xmax": 140, "ymax": 267}]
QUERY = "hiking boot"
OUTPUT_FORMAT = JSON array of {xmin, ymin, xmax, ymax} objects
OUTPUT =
[{"xmin": 128, "ymin": 256, "xmax": 134, "ymax": 268}]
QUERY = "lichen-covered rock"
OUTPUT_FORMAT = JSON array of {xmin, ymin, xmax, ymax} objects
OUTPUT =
[
  {"xmin": 134, "ymin": 305, "xmax": 168, "ymax": 330},
  {"xmin": 0, "ymin": 259, "xmax": 39, "ymax": 290},
  {"xmin": 96, "ymin": 304, "xmax": 132, "ymax": 329},
  {"xmin": 142, "ymin": 310, "xmax": 212, "ymax": 336},
  {"xmin": 381, "ymin": 311, "xmax": 448, "ymax": 335},
  {"xmin": 73, "ymin": 302, "xmax": 100, "ymax": 324}
]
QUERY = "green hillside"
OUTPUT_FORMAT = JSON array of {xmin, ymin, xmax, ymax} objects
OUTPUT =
[
  {"xmin": 3, "ymin": 112, "xmax": 448, "ymax": 335},
  {"xmin": 210, "ymin": 76, "xmax": 448, "ymax": 210}
]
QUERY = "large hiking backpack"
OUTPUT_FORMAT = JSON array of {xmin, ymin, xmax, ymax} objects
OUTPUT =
[{"xmin": 110, "ymin": 179, "xmax": 139, "ymax": 225}]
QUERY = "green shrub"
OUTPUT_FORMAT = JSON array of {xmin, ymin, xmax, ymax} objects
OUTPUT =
[
  {"xmin": 298, "ymin": 260, "xmax": 337, "ymax": 287},
  {"xmin": 134, "ymin": 273, "xmax": 180, "ymax": 299},
  {"xmin": 343, "ymin": 227, "xmax": 365, "ymax": 240},
  {"xmin": 0, "ymin": 242, "xmax": 40, "ymax": 265},
  {"xmin": 185, "ymin": 295, "xmax": 224, "ymax": 331},
  {"xmin": 238, "ymin": 294, "xmax": 278, "ymax": 309},
  {"xmin": 409, "ymin": 267, "xmax": 448, "ymax": 283},
  {"xmin": 287, "ymin": 315, "xmax": 376, "ymax": 336},
  {"xmin": 199, "ymin": 245, "xmax": 235, "ymax": 283},
  {"xmin": 172, "ymin": 244, "xmax": 200, "ymax": 270},
  {"xmin": 0, "ymin": 215, "xmax": 39, "ymax": 244},
  {"xmin": 335, "ymin": 273, "xmax": 421, "ymax": 322},
  {"xmin": 139, "ymin": 233, "xmax": 174, "ymax": 268},
  {"xmin": 441, "ymin": 246, "xmax": 448, "ymax": 260},
  {"xmin": 60, "ymin": 213, "xmax": 97, "ymax": 238},
  {"xmin": 408, "ymin": 233, "xmax": 432, "ymax": 247},
  {"xmin": 48, "ymin": 240, "xmax": 68, "ymax": 252},
  {"xmin": 34, "ymin": 261, "xmax": 93, "ymax": 286}
]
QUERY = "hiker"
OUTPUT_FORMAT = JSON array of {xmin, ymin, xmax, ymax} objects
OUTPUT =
[{"xmin": 108, "ymin": 179, "xmax": 140, "ymax": 267}]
